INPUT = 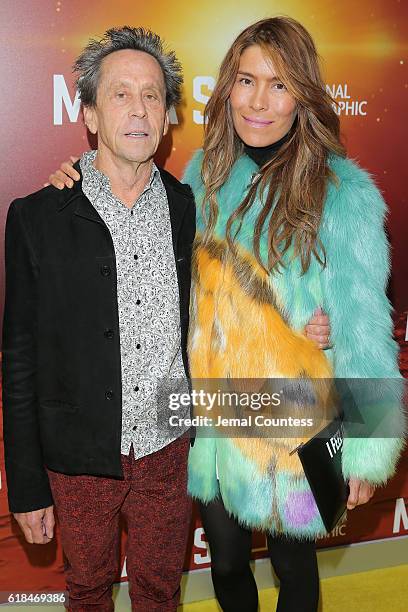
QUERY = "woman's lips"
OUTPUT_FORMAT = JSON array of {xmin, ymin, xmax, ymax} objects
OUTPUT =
[{"xmin": 242, "ymin": 116, "xmax": 274, "ymax": 128}]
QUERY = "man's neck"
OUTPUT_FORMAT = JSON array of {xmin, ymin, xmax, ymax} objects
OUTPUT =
[{"xmin": 94, "ymin": 149, "xmax": 154, "ymax": 208}]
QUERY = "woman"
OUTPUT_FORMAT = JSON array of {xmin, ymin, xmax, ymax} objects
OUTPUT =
[
  {"xmin": 49, "ymin": 17, "xmax": 403, "ymax": 612},
  {"xmin": 182, "ymin": 17, "xmax": 402, "ymax": 612}
]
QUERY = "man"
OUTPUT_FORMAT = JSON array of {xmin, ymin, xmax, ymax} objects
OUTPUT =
[{"xmin": 2, "ymin": 26, "xmax": 195, "ymax": 611}]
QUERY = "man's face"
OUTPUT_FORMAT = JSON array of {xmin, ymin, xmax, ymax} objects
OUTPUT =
[{"xmin": 84, "ymin": 49, "xmax": 169, "ymax": 164}]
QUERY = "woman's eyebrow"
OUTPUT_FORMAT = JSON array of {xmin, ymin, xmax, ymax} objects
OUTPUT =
[{"xmin": 237, "ymin": 70, "xmax": 279, "ymax": 81}]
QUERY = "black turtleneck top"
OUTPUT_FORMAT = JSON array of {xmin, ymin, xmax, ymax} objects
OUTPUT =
[{"xmin": 243, "ymin": 132, "xmax": 289, "ymax": 167}]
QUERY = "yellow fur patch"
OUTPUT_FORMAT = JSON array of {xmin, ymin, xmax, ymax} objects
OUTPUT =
[{"xmin": 189, "ymin": 236, "xmax": 336, "ymax": 477}]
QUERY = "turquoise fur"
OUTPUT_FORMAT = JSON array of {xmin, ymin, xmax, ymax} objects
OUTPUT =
[{"xmin": 183, "ymin": 150, "xmax": 405, "ymax": 537}]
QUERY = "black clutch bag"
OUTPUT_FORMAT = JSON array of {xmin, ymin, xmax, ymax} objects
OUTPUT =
[{"xmin": 291, "ymin": 417, "xmax": 349, "ymax": 532}]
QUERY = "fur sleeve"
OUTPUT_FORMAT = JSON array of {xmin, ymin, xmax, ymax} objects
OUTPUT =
[{"xmin": 320, "ymin": 157, "xmax": 405, "ymax": 485}]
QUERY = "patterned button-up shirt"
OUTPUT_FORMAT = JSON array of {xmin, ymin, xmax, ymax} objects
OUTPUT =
[{"xmin": 80, "ymin": 150, "xmax": 188, "ymax": 458}]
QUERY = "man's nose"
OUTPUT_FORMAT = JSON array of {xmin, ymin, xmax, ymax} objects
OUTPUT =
[
  {"xmin": 129, "ymin": 95, "xmax": 147, "ymax": 118},
  {"xmin": 250, "ymin": 86, "xmax": 268, "ymax": 112}
]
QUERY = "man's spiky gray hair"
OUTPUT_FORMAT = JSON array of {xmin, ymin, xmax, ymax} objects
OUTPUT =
[{"xmin": 73, "ymin": 26, "xmax": 183, "ymax": 109}]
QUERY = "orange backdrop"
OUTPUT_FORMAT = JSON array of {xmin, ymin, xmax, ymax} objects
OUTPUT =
[{"xmin": 0, "ymin": 0, "xmax": 407, "ymax": 594}]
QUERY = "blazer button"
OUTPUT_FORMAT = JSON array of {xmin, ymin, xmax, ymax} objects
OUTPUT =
[
  {"xmin": 105, "ymin": 390, "xmax": 114, "ymax": 400},
  {"xmin": 101, "ymin": 265, "xmax": 111, "ymax": 277},
  {"xmin": 104, "ymin": 329, "xmax": 114, "ymax": 339}
]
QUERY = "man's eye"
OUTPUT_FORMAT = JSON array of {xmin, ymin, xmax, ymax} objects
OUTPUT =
[{"xmin": 145, "ymin": 94, "xmax": 158, "ymax": 100}]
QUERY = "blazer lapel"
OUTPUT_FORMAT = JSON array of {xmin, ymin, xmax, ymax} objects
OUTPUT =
[
  {"xmin": 73, "ymin": 195, "xmax": 106, "ymax": 227},
  {"xmin": 159, "ymin": 169, "xmax": 189, "ymax": 258},
  {"xmin": 56, "ymin": 170, "xmax": 107, "ymax": 228}
]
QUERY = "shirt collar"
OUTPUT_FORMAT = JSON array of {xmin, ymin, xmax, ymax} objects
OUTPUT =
[{"xmin": 80, "ymin": 149, "xmax": 160, "ymax": 204}]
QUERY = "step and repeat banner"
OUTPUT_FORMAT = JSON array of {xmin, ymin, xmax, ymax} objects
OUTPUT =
[{"xmin": 0, "ymin": 0, "xmax": 407, "ymax": 596}]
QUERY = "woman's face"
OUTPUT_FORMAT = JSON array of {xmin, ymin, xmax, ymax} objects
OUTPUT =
[{"xmin": 229, "ymin": 44, "xmax": 297, "ymax": 147}]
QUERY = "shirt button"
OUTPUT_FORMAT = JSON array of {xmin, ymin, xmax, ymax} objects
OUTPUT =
[
  {"xmin": 136, "ymin": 299, "xmax": 141, "ymax": 305},
  {"xmin": 136, "ymin": 343, "xmax": 141, "ymax": 349},
  {"xmin": 105, "ymin": 390, "xmax": 114, "ymax": 400},
  {"xmin": 134, "ymin": 254, "xmax": 138, "ymax": 260},
  {"xmin": 130, "ymin": 210, "xmax": 134, "ymax": 215},
  {"xmin": 104, "ymin": 329, "xmax": 114, "ymax": 339},
  {"xmin": 132, "ymin": 425, "xmax": 137, "ymax": 431},
  {"xmin": 134, "ymin": 386, "xmax": 139, "ymax": 392},
  {"xmin": 100, "ymin": 265, "xmax": 111, "ymax": 277}
]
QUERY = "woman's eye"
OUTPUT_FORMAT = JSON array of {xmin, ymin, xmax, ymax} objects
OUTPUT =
[
  {"xmin": 239, "ymin": 77, "xmax": 252, "ymax": 86},
  {"xmin": 116, "ymin": 92, "xmax": 126, "ymax": 99},
  {"xmin": 273, "ymin": 82, "xmax": 286, "ymax": 91}
]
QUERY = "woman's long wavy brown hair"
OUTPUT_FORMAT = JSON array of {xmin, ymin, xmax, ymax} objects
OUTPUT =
[{"xmin": 201, "ymin": 17, "xmax": 346, "ymax": 273}]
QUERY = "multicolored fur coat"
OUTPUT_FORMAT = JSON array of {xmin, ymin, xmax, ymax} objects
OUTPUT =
[{"xmin": 182, "ymin": 150, "xmax": 404, "ymax": 539}]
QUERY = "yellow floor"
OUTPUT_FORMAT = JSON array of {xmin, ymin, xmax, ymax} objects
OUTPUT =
[
  {"xmin": 7, "ymin": 564, "xmax": 408, "ymax": 611},
  {"xmin": 179, "ymin": 565, "xmax": 408, "ymax": 611}
]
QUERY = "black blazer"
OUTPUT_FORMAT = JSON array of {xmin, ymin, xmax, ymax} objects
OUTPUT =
[{"xmin": 2, "ymin": 166, "xmax": 196, "ymax": 513}]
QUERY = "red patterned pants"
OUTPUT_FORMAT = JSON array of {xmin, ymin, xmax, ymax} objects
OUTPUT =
[{"xmin": 47, "ymin": 436, "xmax": 191, "ymax": 611}]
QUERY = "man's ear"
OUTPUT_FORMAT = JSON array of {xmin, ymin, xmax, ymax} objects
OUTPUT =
[
  {"xmin": 163, "ymin": 110, "xmax": 169, "ymax": 137},
  {"xmin": 83, "ymin": 105, "xmax": 98, "ymax": 135}
]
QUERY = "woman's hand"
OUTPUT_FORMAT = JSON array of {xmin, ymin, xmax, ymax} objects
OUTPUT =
[
  {"xmin": 347, "ymin": 478, "xmax": 376, "ymax": 509},
  {"xmin": 304, "ymin": 307, "xmax": 332, "ymax": 349},
  {"xmin": 48, "ymin": 156, "xmax": 80, "ymax": 189}
]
